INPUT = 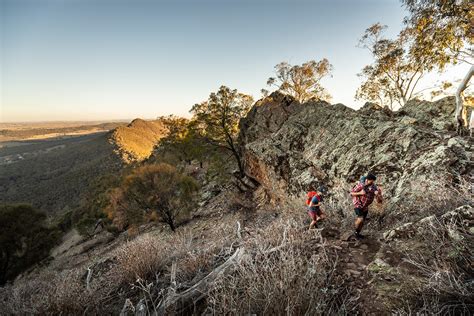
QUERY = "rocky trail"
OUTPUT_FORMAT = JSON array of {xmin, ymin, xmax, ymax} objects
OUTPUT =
[{"xmin": 313, "ymin": 225, "xmax": 385, "ymax": 314}]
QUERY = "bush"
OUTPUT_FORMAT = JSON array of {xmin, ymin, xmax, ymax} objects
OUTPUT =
[
  {"xmin": 107, "ymin": 163, "xmax": 199, "ymax": 231},
  {"xmin": 0, "ymin": 204, "xmax": 61, "ymax": 285},
  {"xmin": 72, "ymin": 173, "xmax": 121, "ymax": 236}
]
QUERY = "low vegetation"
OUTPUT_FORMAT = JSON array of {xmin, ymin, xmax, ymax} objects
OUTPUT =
[
  {"xmin": 0, "ymin": 204, "xmax": 61, "ymax": 285},
  {"xmin": 392, "ymin": 209, "xmax": 473, "ymax": 314},
  {"xmin": 208, "ymin": 220, "xmax": 353, "ymax": 315},
  {"xmin": 106, "ymin": 163, "xmax": 199, "ymax": 232}
]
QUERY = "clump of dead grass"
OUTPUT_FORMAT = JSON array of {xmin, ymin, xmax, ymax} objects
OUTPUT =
[{"xmin": 207, "ymin": 219, "xmax": 356, "ymax": 315}]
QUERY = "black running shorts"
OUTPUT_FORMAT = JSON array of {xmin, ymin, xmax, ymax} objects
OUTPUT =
[{"xmin": 354, "ymin": 208, "xmax": 368, "ymax": 219}]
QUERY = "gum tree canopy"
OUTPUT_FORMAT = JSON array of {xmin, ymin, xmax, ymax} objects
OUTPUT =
[
  {"xmin": 356, "ymin": 23, "xmax": 430, "ymax": 110},
  {"xmin": 402, "ymin": 0, "xmax": 473, "ymax": 131},
  {"xmin": 265, "ymin": 59, "xmax": 333, "ymax": 103}
]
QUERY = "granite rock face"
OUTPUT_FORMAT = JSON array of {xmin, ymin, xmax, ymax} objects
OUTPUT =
[{"xmin": 239, "ymin": 93, "xmax": 472, "ymax": 211}]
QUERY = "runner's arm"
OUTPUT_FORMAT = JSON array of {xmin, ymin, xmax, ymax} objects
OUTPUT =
[
  {"xmin": 351, "ymin": 190, "xmax": 366, "ymax": 196},
  {"xmin": 375, "ymin": 188, "xmax": 383, "ymax": 203},
  {"xmin": 351, "ymin": 183, "xmax": 366, "ymax": 196}
]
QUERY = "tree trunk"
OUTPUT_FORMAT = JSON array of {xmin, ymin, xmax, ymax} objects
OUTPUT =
[
  {"xmin": 164, "ymin": 211, "xmax": 176, "ymax": 232},
  {"xmin": 168, "ymin": 220, "xmax": 176, "ymax": 232},
  {"xmin": 233, "ymin": 149, "xmax": 245, "ymax": 179},
  {"xmin": 455, "ymin": 65, "xmax": 474, "ymax": 133}
]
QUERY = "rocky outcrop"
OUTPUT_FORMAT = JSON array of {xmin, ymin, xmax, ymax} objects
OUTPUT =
[
  {"xmin": 239, "ymin": 94, "xmax": 472, "ymax": 213},
  {"xmin": 399, "ymin": 97, "xmax": 456, "ymax": 131}
]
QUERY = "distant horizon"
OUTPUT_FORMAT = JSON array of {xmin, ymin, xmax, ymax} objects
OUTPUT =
[
  {"xmin": 0, "ymin": 117, "xmax": 157, "ymax": 124},
  {"xmin": 1, "ymin": 0, "xmax": 468, "ymax": 122},
  {"xmin": 0, "ymin": 118, "xmax": 143, "ymax": 124},
  {"xmin": 1, "ymin": 93, "xmax": 461, "ymax": 124}
]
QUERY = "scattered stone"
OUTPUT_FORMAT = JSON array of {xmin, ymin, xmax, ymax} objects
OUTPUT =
[
  {"xmin": 346, "ymin": 262, "xmax": 357, "ymax": 269},
  {"xmin": 367, "ymin": 258, "xmax": 391, "ymax": 274},
  {"xmin": 383, "ymin": 275, "xmax": 393, "ymax": 281},
  {"xmin": 345, "ymin": 269, "xmax": 361, "ymax": 276}
]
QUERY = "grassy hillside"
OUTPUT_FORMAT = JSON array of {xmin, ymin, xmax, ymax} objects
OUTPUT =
[{"xmin": 110, "ymin": 118, "xmax": 168, "ymax": 163}]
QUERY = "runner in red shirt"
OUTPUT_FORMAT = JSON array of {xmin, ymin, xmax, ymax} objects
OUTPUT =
[{"xmin": 350, "ymin": 173, "xmax": 383, "ymax": 239}]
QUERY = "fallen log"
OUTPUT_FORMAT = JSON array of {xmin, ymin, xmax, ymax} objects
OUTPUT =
[{"xmin": 156, "ymin": 247, "xmax": 245, "ymax": 314}]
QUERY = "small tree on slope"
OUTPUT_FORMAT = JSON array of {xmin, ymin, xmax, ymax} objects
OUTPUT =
[{"xmin": 190, "ymin": 85, "xmax": 253, "ymax": 179}]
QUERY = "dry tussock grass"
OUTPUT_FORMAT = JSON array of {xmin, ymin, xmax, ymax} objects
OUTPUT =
[
  {"xmin": 207, "ymin": 219, "xmax": 355, "ymax": 315},
  {"xmin": 397, "ymin": 176, "xmax": 471, "ymax": 217},
  {"xmin": 0, "ymin": 269, "xmax": 98, "ymax": 315},
  {"xmin": 113, "ymin": 233, "xmax": 171, "ymax": 284},
  {"xmin": 113, "ymin": 222, "xmax": 236, "ymax": 285},
  {"xmin": 0, "ymin": 223, "xmax": 237, "ymax": 315},
  {"xmin": 397, "ymin": 210, "xmax": 473, "ymax": 314}
]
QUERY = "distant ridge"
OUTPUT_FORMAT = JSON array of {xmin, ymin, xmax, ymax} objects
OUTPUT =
[{"xmin": 109, "ymin": 118, "xmax": 167, "ymax": 163}]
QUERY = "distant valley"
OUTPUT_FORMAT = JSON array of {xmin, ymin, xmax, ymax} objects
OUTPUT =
[
  {"xmin": 0, "ymin": 121, "xmax": 128, "ymax": 146},
  {"xmin": 0, "ymin": 119, "xmax": 168, "ymax": 216}
]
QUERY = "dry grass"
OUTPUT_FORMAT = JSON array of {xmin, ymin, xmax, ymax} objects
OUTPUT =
[
  {"xmin": 112, "ymin": 233, "xmax": 172, "ymax": 284},
  {"xmin": 396, "ymin": 209, "xmax": 473, "ymax": 314},
  {"xmin": 0, "ymin": 269, "xmax": 99, "ymax": 315},
  {"xmin": 396, "ymin": 176, "xmax": 471, "ymax": 217},
  {"xmin": 0, "ymin": 221, "xmax": 236, "ymax": 315},
  {"xmin": 207, "ymin": 219, "xmax": 355, "ymax": 315},
  {"xmin": 110, "ymin": 223, "xmax": 237, "ymax": 307}
]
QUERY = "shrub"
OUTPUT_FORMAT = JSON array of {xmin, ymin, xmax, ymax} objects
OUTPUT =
[
  {"xmin": 107, "ymin": 163, "xmax": 199, "ymax": 232},
  {"xmin": 72, "ymin": 173, "xmax": 121, "ymax": 237},
  {"xmin": 0, "ymin": 204, "xmax": 61, "ymax": 285}
]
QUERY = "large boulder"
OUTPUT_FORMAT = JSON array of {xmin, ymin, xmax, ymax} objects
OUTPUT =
[{"xmin": 239, "ymin": 95, "xmax": 472, "ymax": 213}]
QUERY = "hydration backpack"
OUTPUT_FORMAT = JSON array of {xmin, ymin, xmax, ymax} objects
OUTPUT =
[{"xmin": 306, "ymin": 191, "xmax": 320, "ymax": 206}]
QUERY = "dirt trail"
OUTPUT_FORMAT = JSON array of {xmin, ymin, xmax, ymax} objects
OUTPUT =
[{"xmin": 318, "ymin": 227, "xmax": 387, "ymax": 314}]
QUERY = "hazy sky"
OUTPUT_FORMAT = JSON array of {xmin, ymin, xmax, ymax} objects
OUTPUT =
[{"xmin": 0, "ymin": 0, "xmax": 468, "ymax": 122}]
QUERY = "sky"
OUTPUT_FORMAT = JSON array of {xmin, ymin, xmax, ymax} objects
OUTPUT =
[{"xmin": 0, "ymin": 0, "xmax": 469, "ymax": 122}]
